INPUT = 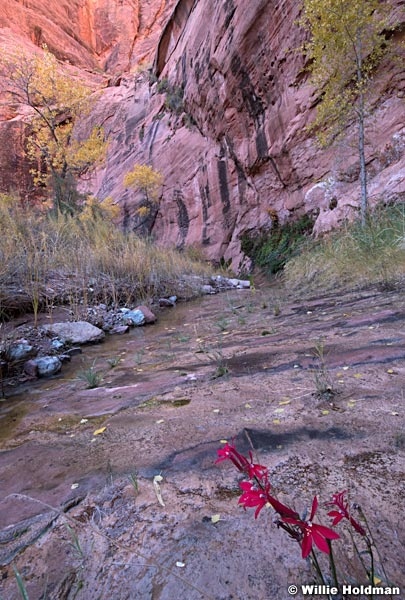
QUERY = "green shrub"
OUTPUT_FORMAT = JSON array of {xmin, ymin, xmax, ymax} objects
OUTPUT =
[{"xmin": 241, "ymin": 215, "xmax": 314, "ymax": 274}]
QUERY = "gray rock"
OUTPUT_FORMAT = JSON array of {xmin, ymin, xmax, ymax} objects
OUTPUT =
[
  {"xmin": 226, "ymin": 278, "xmax": 251, "ymax": 289},
  {"xmin": 121, "ymin": 310, "xmax": 145, "ymax": 326},
  {"xmin": 134, "ymin": 305, "xmax": 157, "ymax": 324},
  {"xmin": 51, "ymin": 339, "xmax": 64, "ymax": 350},
  {"xmin": 201, "ymin": 284, "xmax": 216, "ymax": 295},
  {"xmin": 24, "ymin": 356, "xmax": 62, "ymax": 377},
  {"xmin": 110, "ymin": 325, "xmax": 130, "ymax": 335},
  {"xmin": 5, "ymin": 342, "xmax": 37, "ymax": 362},
  {"xmin": 42, "ymin": 322, "xmax": 105, "ymax": 344},
  {"xmin": 159, "ymin": 298, "xmax": 176, "ymax": 307}
]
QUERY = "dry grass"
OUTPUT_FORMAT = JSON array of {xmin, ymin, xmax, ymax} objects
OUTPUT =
[
  {"xmin": 0, "ymin": 198, "xmax": 212, "ymax": 319},
  {"xmin": 284, "ymin": 205, "xmax": 405, "ymax": 292}
]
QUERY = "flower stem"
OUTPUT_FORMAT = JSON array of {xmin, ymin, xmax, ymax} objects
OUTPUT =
[
  {"xmin": 310, "ymin": 549, "xmax": 327, "ymax": 586},
  {"xmin": 327, "ymin": 540, "xmax": 339, "ymax": 590}
]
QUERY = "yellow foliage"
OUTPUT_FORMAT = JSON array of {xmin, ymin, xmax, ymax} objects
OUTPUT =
[
  {"xmin": 136, "ymin": 206, "xmax": 150, "ymax": 218},
  {"xmin": 79, "ymin": 196, "xmax": 120, "ymax": 223},
  {"xmin": 123, "ymin": 164, "xmax": 163, "ymax": 204},
  {"xmin": 300, "ymin": 0, "xmax": 391, "ymax": 145},
  {"xmin": 1, "ymin": 45, "xmax": 106, "ymax": 200}
]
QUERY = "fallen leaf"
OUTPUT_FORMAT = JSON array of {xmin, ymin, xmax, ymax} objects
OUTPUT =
[
  {"xmin": 387, "ymin": 369, "xmax": 394, "ymax": 374},
  {"xmin": 279, "ymin": 400, "xmax": 291, "ymax": 406},
  {"xmin": 274, "ymin": 408, "xmax": 285, "ymax": 414},
  {"xmin": 347, "ymin": 401, "xmax": 356, "ymax": 408},
  {"xmin": 219, "ymin": 439, "xmax": 228, "ymax": 444},
  {"xmin": 93, "ymin": 426, "xmax": 106, "ymax": 436},
  {"xmin": 211, "ymin": 514, "xmax": 221, "ymax": 524},
  {"xmin": 353, "ymin": 373, "xmax": 363, "ymax": 379},
  {"xmin": 273, "ymin": 419, "xmax": 281, "ymax": 425},
  {"xmin": 245, "ymin": 403, "xmax": 252, "ymax": 409},
  {"xmin": 321, "ymin": 410, "xmax": 330, "ymax": 415},
  {"xmin": 373, "ymin": 576, "xmax": 382, "ymax": 585},
  {"xmin": 153, "ymin": 475, "xmax": 165, "ymax": 507},
  {"xmin": 156, "ymin": 419, "xmax": 165, "ymax": 424}
]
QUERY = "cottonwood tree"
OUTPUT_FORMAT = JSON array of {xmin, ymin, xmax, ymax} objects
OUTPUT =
[
  {"xmin": 301, "ymin": 0, "xmax": 391, "ymax": 225},
  {"xmin": 123, "ymin": 164, "xmax": 163, "ymax": 233},
  {"xmin": 0, "ymin": 46, "xmax": 107, "ymax": 214}
]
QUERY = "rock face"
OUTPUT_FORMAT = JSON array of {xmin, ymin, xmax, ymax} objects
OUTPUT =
[{"xmin": 0, "ymin": 0, "xmax": 404, "ymax": 270}]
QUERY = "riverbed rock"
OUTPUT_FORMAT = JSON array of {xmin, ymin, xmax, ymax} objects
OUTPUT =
[
  {"xmin": 4, "ymin": 341, "xmax": 37, "ymax": 362},
  {"xmin": 159, "ymin": 297, "xmax": 176, "ymax": 307},
  {"xmin": 41, "ymin": 322, "xmax": 105, "ymax": 345},
  {"xmin": 24, "ymin": 356, "xmax": 61, "ymax": 377},
  {"xmin": 120, "ymin": 309, "xmax": 145, "ymax": 326},
  {"xmin": 134, "ymin": 305, "xmax": 157, "ymax": 324}
]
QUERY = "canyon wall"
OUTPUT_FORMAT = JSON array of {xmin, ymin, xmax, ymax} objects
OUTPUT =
[{"xmin": 0, "ymin": 0, "xmax": 404, "ymax": 270}]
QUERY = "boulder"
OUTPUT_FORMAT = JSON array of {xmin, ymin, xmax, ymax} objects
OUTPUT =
[
  {"xmin": 24, "ymin": 356, "xmax": 62, "ymax": 377},
  {"xmin": 5, "ymin": 341, "xmax": 37, "ymax": 362},
  {"xmin": 135, "ymin": 305, "xmax": 157, "ymax": 324},
  {"xmin": 121, "ymin": 310, "xmax": 145, "ymax": 326},
  {"xmin": 42, "ymin": 322, "xmax": 105, "ymax": 345}
]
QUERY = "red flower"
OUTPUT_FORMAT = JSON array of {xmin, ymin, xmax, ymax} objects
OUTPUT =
[
  {"xmin": 326, "ymin": 490, "xmax": 366, "ymax": 536},
  {"xmin": 238, "ymin": 480, "xmax": 271, "ymax": 518},
  {"xmin": 216, "ymin": 443, "xmax": 249, "ymax": 472},
  {"xmin": 216, "ymin": 443, "xmax": 268, "ymax": 481},
  {"xmin": 282, "ymin": 496, "xmax": 340, "ymax": 558}
]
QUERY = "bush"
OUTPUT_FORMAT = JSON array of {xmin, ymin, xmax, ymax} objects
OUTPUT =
[{"xmin": 241, "ymin": 215, "xmax": 314, "ymax": 275}]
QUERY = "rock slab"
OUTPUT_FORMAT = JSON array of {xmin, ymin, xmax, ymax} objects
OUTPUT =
[{"xmin": 42, "ymin": 322, "xmax": 105, "ymax": 345}]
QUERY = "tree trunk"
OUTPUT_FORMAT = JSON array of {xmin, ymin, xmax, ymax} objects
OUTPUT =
[
  {"xmin": 356, "ymin": 33, "xmax": 368, "ymax": 226},
  {"xmin": 358, "ymin": 91, "xmax": 368, "ymax": 227}
]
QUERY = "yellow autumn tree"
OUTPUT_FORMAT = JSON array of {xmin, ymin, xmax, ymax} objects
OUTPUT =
[
  {"xmin": 0, "ymin": 45, "xmax": 107, "ymax": 214},
  {"xmin": 123, "ymin": 164, "xmax": 163, "ymax": 232},
  {"xmin": 300, "ymin": 0, "xmax": 392, "ymax": 225}
]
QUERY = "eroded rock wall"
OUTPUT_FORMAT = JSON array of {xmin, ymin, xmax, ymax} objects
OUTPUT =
[
  {"xmin": 0, "ymin": 0, "xmax": 404, "ymax": 270},
  {"xmin": 88, "ymin": 0, "xmax": 404, "ymax": 269}
]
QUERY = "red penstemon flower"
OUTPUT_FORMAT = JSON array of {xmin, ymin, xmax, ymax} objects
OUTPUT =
[
  {"xmin": 325, "ymin": 490, "xmax": 366, "ymax": 536},
  {"xmin": 216, "ymin": 444, "xmax": 340, "ymax": 560},
  {"xmin": 238, "ymin": 480, "xmax": 271, "ymax": 518},
  {"xmin": 281, "ymin": 496, "xmax": 340, "ymax": 558},
  {"xmin": 216, "ymin": 443, "xmax": 268, "ymax": 480}
]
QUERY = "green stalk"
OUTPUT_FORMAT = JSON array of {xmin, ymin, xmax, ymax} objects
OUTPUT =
[{"xmin": 13, "ymin": 565, "xmax": 30, "ymax": 600}]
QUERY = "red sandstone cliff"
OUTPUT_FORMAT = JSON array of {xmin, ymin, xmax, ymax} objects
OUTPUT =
[{"xmin": 0, "ymin": 0, "xmax": 404, "ymax": 270}]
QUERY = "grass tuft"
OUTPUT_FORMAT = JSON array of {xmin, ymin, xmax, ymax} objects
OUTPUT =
[{"xmin": 284, "ymin": 205, "xmax": 405, "ymax": 292}]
